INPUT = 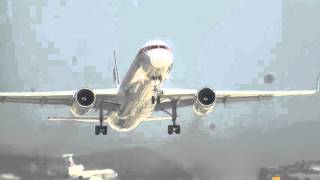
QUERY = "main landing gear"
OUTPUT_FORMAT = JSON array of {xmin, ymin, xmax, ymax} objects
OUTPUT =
[
  {"xmin": 95, "ymin": 104, "xmax": 108, "ymax": 135},
  {"xmin": 151, "ymin": 75, "xmax": 162, "ymax": 104},
  {"xmin": 167, "ymin": 101, "xmax": 180, "ymax": 135}
]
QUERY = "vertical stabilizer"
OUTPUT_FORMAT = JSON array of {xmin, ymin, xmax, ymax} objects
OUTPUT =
[
  {"xmin": 62, "ymin": 154, "xmax": 85, "ymax": 177},
  {"xmin": 113, "ymin": 50, "xmax": 120, "ymax": 87},
  {"xmin": 62, "ymin": 154, "xmax": 75, "ymax": 167}
]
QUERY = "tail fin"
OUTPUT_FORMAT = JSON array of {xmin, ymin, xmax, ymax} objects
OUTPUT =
[
  {"xmin": 113, "ymin": 50, "xmax": 120, "ymax": 87},
  {"xmin": 62, "ymin": 154, "xmax": 76, "ymax": 167}
]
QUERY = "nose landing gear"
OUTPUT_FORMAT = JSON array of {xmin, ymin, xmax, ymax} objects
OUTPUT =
[
  {"xmin": 152, "ymin": 75, "xmax": 162, "ymax": 82},
  {"xmin": 151, "ymin": 75, "xmax": 162, "ymax": 104}
]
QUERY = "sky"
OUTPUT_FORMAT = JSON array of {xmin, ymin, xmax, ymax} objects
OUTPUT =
[{"xmin": 33, "ymin": 0, "xmax": 283, "ymax": 88}]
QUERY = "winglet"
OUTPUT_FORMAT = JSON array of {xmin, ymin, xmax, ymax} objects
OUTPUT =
[{"xmin": 113, "ymin": 50, "xmax": 120, "ymax": 87}]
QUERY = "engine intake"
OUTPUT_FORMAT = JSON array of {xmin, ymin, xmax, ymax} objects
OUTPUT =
[
  {"xmin": 193, "ymin": 87, "xmax": 216, "ymax": 115},
  {"xmin": 71, "ymin": 89, "xmax": 96, "ymax": 116}
]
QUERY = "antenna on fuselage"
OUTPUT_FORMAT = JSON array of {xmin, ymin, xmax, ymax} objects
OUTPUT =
[{"xmin": 113, "ymin": 50, "xmax": 120, "ymax": 87}]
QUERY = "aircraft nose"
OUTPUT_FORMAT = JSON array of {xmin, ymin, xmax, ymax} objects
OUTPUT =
[{"xmin": 147, "ymin": 49, "xmax": 173, "ymax": 69}]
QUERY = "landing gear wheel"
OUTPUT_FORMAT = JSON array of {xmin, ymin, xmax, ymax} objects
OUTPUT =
[
  {"xmin": 175, "ymin": 125, "xmax": 181, "ymax": 134},
  {"xmin": 102, "ymin": 126, "xmax": 108, "ymax": 135},
  {"xmin": 95, "ymin": 125, "xmax": 100, "ymax": 135},
  {"xmin": 95, "ymin": 125, "xmax": 108, "ymax": 135},
  {"xmin": 152, "ymin": 75, "xmax": 162, "ymax": 82},
  {"xmin": 151, "ymin": 96, "xmax": 156, "ymax": 104},
  {"xmin": 168, "ymin": 125, "xmax": 173, "ymax": 135},
  {"xmin": 152, "ymin": 95, "xmax": 161, "ymax": 104},
  {"xmin": 95, "ymin": 103, "xmax": 108, "ymax": 136},
  {"xmin": 168, "ymin": 125, "xmax": 180, "ymax": 135}
]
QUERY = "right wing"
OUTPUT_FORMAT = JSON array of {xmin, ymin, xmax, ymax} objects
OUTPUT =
[
  {"xmin": 214, "ymin": 90, "xmax": 316, "ymax": 103},
  {"xmin": 156, "ymin": 88, "xmax": 317, "ymax": 110}
]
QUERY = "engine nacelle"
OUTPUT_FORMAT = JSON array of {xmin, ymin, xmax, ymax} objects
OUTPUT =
[
  {"xmin": 71, "ymin": 88, "xmax": 96, "ymax": 116},
  {"xmin": 193, "ymin": 87, "xmax": 216, "ymax": 115}
]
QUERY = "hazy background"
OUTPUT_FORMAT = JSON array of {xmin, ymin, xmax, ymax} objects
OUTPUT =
[{"xmin": 1, "ymin": 0, "xmax": 320, "ymax": 179}]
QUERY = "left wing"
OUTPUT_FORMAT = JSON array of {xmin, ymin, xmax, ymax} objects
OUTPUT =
[
  {"xmin": 0, "ymin": 88, "xmax": 119, "ymax": 107},
  {"xmin": 156, "ymin": 88, "xmax": 317, "ymax": 110},
  {"xmin": 0, "ymin": 91, "xmax": 75, "ymax": 105}
]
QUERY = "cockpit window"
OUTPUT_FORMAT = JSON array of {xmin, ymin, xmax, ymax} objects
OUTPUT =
[{"xmin": 139, "ymin": 45, "xmax": 170, "ymax": 54}]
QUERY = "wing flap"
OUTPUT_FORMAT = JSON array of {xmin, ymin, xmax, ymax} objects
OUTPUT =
[{"xmin": 161, "ymin": 88, "xmax": 197, "ymax": 99}]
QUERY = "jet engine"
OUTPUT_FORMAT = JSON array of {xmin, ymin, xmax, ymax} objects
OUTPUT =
[
  {"xmin": 71, "ymin": 88, "xmax": 96, "ymax": 116},
  {"xmin": 193, "ymin": 87, "xmax": 216, "ymax": 115}
]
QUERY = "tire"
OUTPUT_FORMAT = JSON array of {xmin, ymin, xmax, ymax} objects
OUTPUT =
[
  {"xmin": 168, "ymin": 125, "xmax": 173, "ymax": 135},
  {"xmin": 157, "ymin": 96, "xmax": 161, "ymax": 104},
  {"xmin": 176, "ymin": 125, "xmax": 181, "ymax": 134},
  {"xmin": 102, "ymin": 126, "xmax": 108, "ymax": 135},
  {"xmin": 95, "ymin": 126, "xmax": 100, "ymax": 135},
  {"xmin": 151, "ymin": 96, "xmax": 156, "ymax": 104}
]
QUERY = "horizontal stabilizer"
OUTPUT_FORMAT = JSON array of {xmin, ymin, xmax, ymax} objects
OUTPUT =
[
  {"xmin": 62, "ymin": 154, "xmax": 75, "ymax": 158},
  {"xmin": 113, "ymin": 50, "xmax": 120, "ymax": 87},
  {"xmin": 48, "ymin": 116, "xmax": 101, "ymax": 123},
  {"xmin": 49, "ymin": 116, "xmax": 175, "ymax": 123},
  {"xmin": 142, "ymin": 116, "xmax": 174, "ymax": 122}
]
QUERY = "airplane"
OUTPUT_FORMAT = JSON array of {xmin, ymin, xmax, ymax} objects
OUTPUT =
[
  {"xmin": 62, "ymin": 154, "xmax": 118, "ymax": 180},
  {"xmin": 0, "ymin": 40, "xmax": 318, "ymax": 135}
]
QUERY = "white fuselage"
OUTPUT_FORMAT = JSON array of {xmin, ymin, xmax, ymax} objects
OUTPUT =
[
  {"xmin": 107, "ymin": 42, "xmax": 173, "ymax": 132},
  {"xmin": 68, "ymin": 165, "xmax": 117, "ymax": 179}
]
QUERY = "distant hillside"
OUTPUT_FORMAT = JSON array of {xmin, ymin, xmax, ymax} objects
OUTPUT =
[
  {"xmin": 0, "ymin": 153, "xmax": 66, "ymax": 180},
  {"xmin": 81, "ymin": 147, "xmax": 193, "ymax": 180}
]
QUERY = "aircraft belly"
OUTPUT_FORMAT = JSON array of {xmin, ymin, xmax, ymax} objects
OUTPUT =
[{"xmin": 108, "ymin": 54, "xmax": 171, "ymax": 132}]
